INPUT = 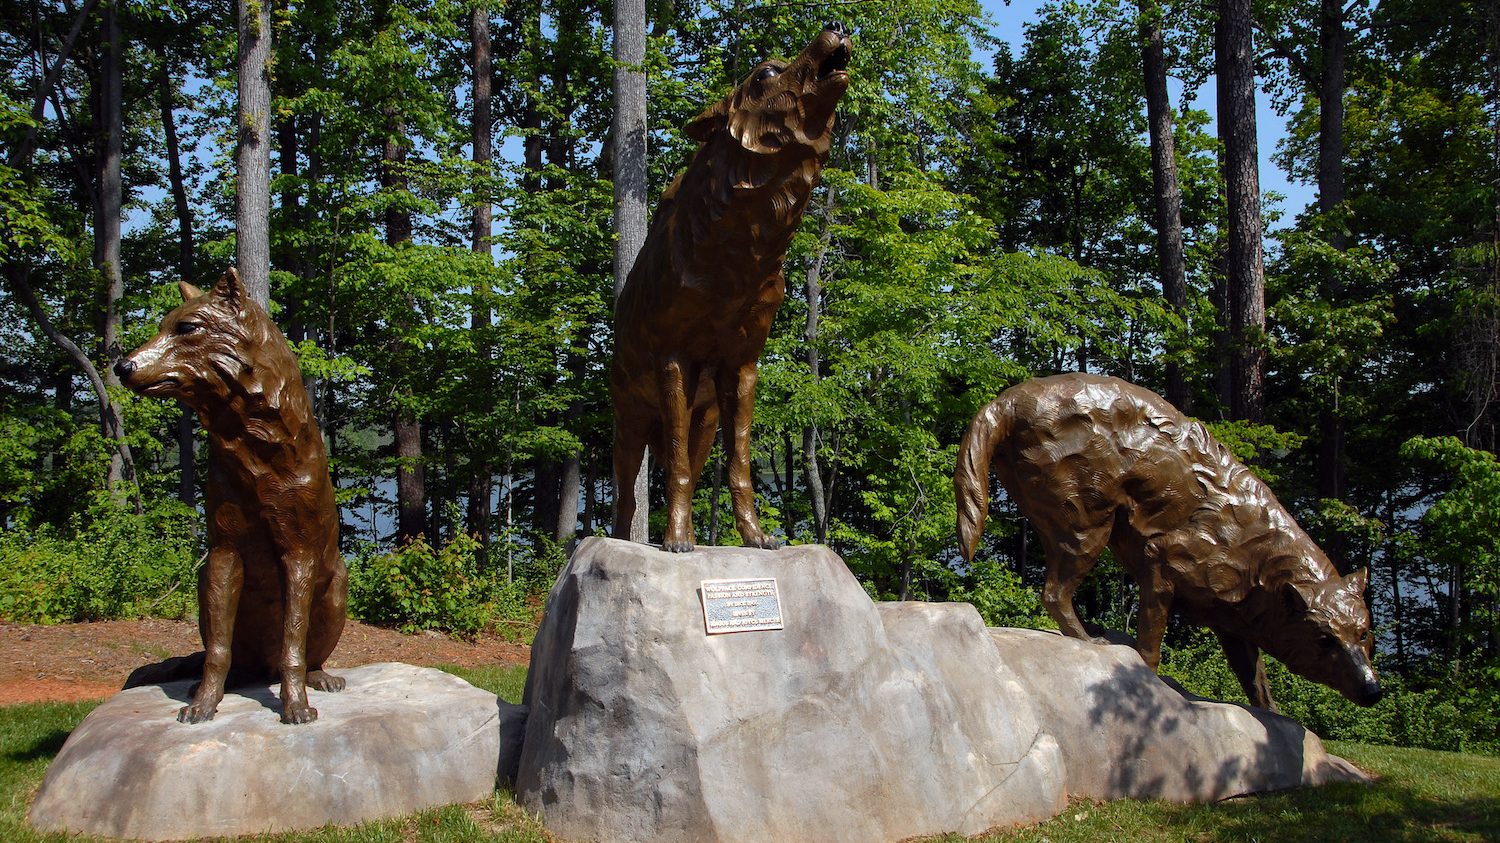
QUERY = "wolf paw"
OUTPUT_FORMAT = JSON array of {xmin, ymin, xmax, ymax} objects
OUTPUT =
[
  {"xmin": 661, "ymin": 538, "xmax": 695, "ymax": 553},
  {"xmin": 177, "ymin": 702, "xmax": 217, "ymax": 724},
  {"xmin": 307, "ymin": 670, "xmax": 345, "ymax": 693},
  {"xmin": 743, "ymin": 533, "xmax": 784, "ymax": 550},
  {"xmin": 281, "ymin": 702, "xmax": 319, "ymax": 725}
]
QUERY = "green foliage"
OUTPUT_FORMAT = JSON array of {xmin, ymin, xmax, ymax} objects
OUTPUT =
[
  {"xmin": 1160, "ymin": 630, "xmax": 1498, "ymax": 756},
  {"xmin": 0, "ymin": 500, "xmax": 201, "ymax": 623},
  {"xmin": 955, "ymin": 559, "xmax": 1052, "ymax": 629},
  {"xmin": 1199, "ymin": 419, "xmax": 1305, "ymax": 484},
  {"xmin": 348, "ymin": 532, "xmax": 536, "ymax": 639}
]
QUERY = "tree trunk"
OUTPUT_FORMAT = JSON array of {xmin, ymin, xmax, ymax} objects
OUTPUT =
[
  {"xmin": 1316, "ymin": 0, "xmax": 1349, "ymax": 506},
  {"xmin": 395, "ymin": 409, "xmax": 426, "ymax": 542},
  {"xmin": 467, "ymin": 2, "xmax": 495, "ymax": 549},
  {"xmin": 384, "ymin": 103, "xmax": 424, "ymax": 544},
  {"xmin": 236, "ymin": 0, "xmax": 272, "ymax": 307},
  {"xmin": 5, "ymin": 265, "xmax": 137, "ymax": 509},
  {"xmin": 556, "ymin": 456, "xmax": 580, "ymax": 542},
  {"xmin": 803, "ymin": 188, "xmax": 836, "ymax": 544},
  {"xmin": 1217, "ymin": 0, "xmax": 1266, "ymax": 423},
  {"xmin": 1140, "ymin": 0, "xmax": 1191, "ymax": 414},
  {"xmin": 613, "ymin": 0, "xmax": 649, "ymax": 542},
  {"xmin": 160, "ymin": 60, "xmax": 198, "ymax": 507},
  {"xmin": 95, "ymin": 0, "xmax": 135, "ymax": 505}
]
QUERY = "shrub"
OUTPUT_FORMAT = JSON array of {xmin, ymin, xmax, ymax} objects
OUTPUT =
[
  {"xmin": 1160, "ymin": 630, "xmax": 1498, "ymax": 755},
  {"xmin": 348, "ymin": 532, "xmax": 538, "ymax": 639},
  {"xmin": 0, "ymin": 499, "xmax": 201, "ymax": 623},
  {"xmin": 957, "ymin": 559, "xmax": 1053, "ymax": 629}
]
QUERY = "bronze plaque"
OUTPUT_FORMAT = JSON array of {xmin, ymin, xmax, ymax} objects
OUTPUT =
[{"xmin": 700, "ymin": 578, "xmax": 784, "ymax": 634}]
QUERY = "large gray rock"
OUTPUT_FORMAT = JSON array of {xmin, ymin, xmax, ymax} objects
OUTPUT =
[
  {"xmin": 517, "ymin": 537, "xmax": 1066, "ymax": 843},
  {"xmin": 29, "ymin": 662, "xmax": 522, "ymax": 841},
  {"xmin": 988, "ymin": 628, "xmax": 1368, "ymax": 802},
  {"xmin": 518, "ymin": 538, "xmax": 1367, "ymax": 843}
]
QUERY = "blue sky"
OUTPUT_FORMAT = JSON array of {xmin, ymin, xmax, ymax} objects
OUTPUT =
[{"xmin": 978, "ymin": 0, "xmax": 1317, "ymax": 227}]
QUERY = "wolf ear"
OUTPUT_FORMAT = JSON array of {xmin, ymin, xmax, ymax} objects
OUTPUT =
[
  {"xmin": 178, "ymin": 281, "xmax": 205, "ymax": 302},
  {"xmin": 1281, "ymin": 580, "xmax": 1314, "ymax": 613},
  {"xmin": 1345, "ymin": 567, "xmax": 1370, "ymax": 594},
  {"xmin": 211, "ymin": 267, "xmax": 244, "ymax": 307},
  {"xmin": 685, "ymin": 95, "xmax": 730, "ymax": 142}
]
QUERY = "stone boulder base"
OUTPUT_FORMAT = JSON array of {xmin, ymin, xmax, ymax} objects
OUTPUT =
[
  {"xmin": 989, "ymin": 628, "xmax": 1368, "ymax": 803},
  {"xmin": 517, "ymin": 537, "xmax": 1367, "ymax": 843},
  {"xmin": 517, "ymin": 537, "xmax": 1067, "ymax": 843},
  {"xmin": 29, "ymin": 662, "xmax": 517, "ymax": 841}
]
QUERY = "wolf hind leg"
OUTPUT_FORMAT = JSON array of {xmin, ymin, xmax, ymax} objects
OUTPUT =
[
  {"xmin": 1040, "ymin": 529, "xmax": 1109, "ymax": 643},
  {"xmin": 612, "ymin": 420, "xmax": 648, "ymax": 543}
]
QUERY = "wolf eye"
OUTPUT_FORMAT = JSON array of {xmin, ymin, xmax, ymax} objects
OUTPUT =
[
  {"xmin": 756, "ymin": 66, "xmax": 781, "ymax": 81},
  {"xmin": 175, "ymin": 322, "xmax": 200, "ymax": 335}
]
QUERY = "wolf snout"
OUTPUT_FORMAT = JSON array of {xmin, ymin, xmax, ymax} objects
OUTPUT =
[{"xmin": 114, "ymin": 357, "xmax": 137, "ymax": 380}]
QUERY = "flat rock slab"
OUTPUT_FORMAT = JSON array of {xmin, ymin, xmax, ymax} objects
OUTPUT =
[
  {"xmin": 29, "ymin": 662, "xmax": 516, "ymax": 841},
  {"xmin": 516, "ymin": 537, "xmax": 1067, "ymax": 843}
]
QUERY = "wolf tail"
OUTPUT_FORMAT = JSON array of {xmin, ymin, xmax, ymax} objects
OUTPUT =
[
  {"xmin": 122, "ymin": 651, "xmax": 205, "ymax": 690},
  {"xmin": 955, "ymin": 397, "xmax": 1013, "ymax": 562}
]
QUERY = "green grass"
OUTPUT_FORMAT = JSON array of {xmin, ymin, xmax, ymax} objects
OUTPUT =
[
  {"xmin": 925, "ymin": 742, "xmax": 1500, "ymax": 843},
  {"xmin": 2, "ymin": 678, "xmax": 1496, "ymax": 843}
]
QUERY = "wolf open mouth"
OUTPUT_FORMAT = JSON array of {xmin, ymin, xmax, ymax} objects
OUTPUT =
[{"xmin": 817, "ymin": 43, "xmax": 850, "ymax": 80}]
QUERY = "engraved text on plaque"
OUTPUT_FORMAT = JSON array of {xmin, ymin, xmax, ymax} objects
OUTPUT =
[{"xmin": 700, "ymin": 578, "xmax": 783, "ymax": 634}]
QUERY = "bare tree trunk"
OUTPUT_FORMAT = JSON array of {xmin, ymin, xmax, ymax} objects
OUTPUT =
[
  {"xmin": 613, "ymin": 0, "xmax": 649, "ymax": 543},
  {"xmin": 95, "ymin": 0, "xmax": 136, "ymax": 505},
  {"xmin": 556, "ymin": 456, "xmax": 580, "ymax": 542},
  {"xmin": 1312, "ymin": 0, "xmax": 1351, "ymax": 517},
  {"xmin": 803, "ymin": 188, "xmax": 836, "ymax": 543},
  {"xmin": 384, "ymin": 105, "xmax": 425, "ymax": 544},
  {"xmin": 467, "ymin": 2, "xmax": 495, "ymax": 550},
  {"xmin": 236, "ymin": 0, "xmax": 272, "ymax": 307},
  {"xmin": 395, "ymin": 409, "xmax": 426, "ymax": 542},
  {"xmin": 1140, "ymin": 0, "xmax": 1191, "ymax": 414},
  {"xmin": 1217, "ymin": 0, "xmax": 1266, "ymax": 423},
  {"xmin": 160, "ymin": 61, "xmax": 198, "ymax": 507}
]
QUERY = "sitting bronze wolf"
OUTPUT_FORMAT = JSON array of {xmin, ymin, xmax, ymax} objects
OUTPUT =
[
  {"xmin": 116, "ymin": 268, "xmax": 346, "ymax": 724},
  {"xmin": 611, "ymin": 25, "xmax": 851, "ymax": 551},
  {"xmin": 955, "ymin": 373, "xmax": 1381, "ymax": 710}
]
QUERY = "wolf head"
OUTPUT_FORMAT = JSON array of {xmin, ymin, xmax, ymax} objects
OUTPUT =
[
  {"xmin": 115, "ymin": 268, "xmax": 288, "ymax": 414},
  {"xmin": 684, "ymin": 24, "xmax": 851, "ymax": 158},
  {"xmin": 1261, "ymin": 567, "xmax": 1382, "ymax": 707}
]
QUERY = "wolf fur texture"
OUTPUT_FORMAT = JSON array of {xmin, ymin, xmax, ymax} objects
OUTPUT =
[
  {"xmin": 611, "ymin": 25, "xmax": 851, "ymax": 552},
  {"xmin": 116, "ymin": 268, "xmax": 346, "ymax": 724},
  {"xmin": 955, "ymin": 373, "xmax": 1381, "ymax": 710}
]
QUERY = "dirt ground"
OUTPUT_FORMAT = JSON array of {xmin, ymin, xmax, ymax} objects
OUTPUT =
[{"xmin": 0, "ymin": 618, "xmax": 531, "ymax": 705}]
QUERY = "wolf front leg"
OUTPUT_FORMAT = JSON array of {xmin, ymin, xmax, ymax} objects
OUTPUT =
[
  {"xmin": 1215, "ymin": 629, "xmax": 1276, "ymax": 710},
  {"xmin": 276, "ymin": 549, "xmax": 319, "ymax": 724},
  {"xmin": 180, "ymin": 542, "xmax": 243, "ymax": 723},
  {"xmin": 718, "ymin": 360, "xmax": 780, "ymax": 549}
]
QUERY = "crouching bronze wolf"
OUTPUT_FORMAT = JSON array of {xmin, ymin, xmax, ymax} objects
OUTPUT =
[
  {"xmin": 612, "ymin": 25, "xmax": 851, "ymax": 552},
  {"xmin": 116, "ymin": 268, "xmax": 346, "ymax": 724},
  {"xmin": 955, "ymin": 373, "xmax": 1381, "ymax": 711}
]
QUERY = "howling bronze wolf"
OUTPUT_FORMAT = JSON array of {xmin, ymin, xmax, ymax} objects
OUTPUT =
[
  {"xmin": 116, "ymin": 268, "xmax": 346, "ymax": 724},
  {"xmin": 611, "ymin": 25, "xmax": 851, "ymax": 552},
  {"xmin": 955, "ymin": 373, "xmax": 1381, "ymax": 711}
]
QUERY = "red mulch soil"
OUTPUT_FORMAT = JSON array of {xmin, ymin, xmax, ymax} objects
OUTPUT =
[{"xmin": 0, "ymin": 618, "xmax": 530, "ymax": 706}]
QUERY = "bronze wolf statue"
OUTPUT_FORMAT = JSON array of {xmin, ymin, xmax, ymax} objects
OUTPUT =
[
  {"xmin": 611, "ymin": 25, "xmax": 851, "ymax": 551},
  {"xmin": 955, "ymin": 373, "xmax": 1381, "ymax": 710},
  {"xmin": 117, "ymin": 268, "xmax": 346, "ymax": 724}
]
